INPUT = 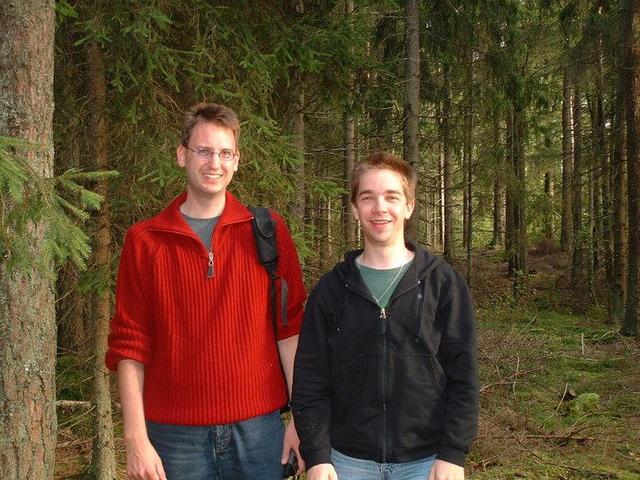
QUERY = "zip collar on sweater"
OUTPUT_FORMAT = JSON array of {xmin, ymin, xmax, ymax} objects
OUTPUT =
[{"xmin": 148, "ymin": 190, "xmax": 254, "ymax": 237}]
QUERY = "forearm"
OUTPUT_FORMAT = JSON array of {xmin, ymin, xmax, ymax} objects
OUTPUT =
[
  {"xmin": 117, "ymin": 359, "xmax": 148, "ymax": 444},
  {"xmin": 277, "ymin": 334, "xmax": 298, "ymax": 397}
]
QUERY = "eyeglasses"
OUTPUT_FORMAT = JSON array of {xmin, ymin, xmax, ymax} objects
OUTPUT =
[{"xmin": 185, "ymin": 146, "xmax": 237, "ymax": 162}]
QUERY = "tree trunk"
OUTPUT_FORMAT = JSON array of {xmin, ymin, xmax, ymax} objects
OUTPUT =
[
  {"xmin": 442, "ymin": 64, "xmax": 455, "ymax": 262},
  {"xmin": 289, "ymin": 1, "xmax": 306, "ymax": 239},
  {"xmin": 571, "ymin": 85, "xmax": 585, "ymax": 288},
  {"xmin": 290, "ymin": 85, "xmax": 306, "ymax": 236},
  {"xmin": 561, "ymin": 69, "xmax": 574, "ymax": 252},
  {"xmin": 595, "ymin": 37, "xmax": 612, "ymax": 285},
  {"xmin": 623, "ymin": 0, "xmax": 639, "ymax": 336},
  {"xmin": 505, "ymin": 111, "xmax": 514, "ymax": 270},
  {"xmin": 0, "ymin": 2, "xmax": 56, "ymax": 479},
  {"xmin": 86, "ymin": 41, "xmax": 116, "ymax": 479},
  {"xmin": 403, "ymin": 0, "xmax": 420, "ymax": 242},
  {"xmin": 343, "ymin": 0, "xmax": 355, "ymax": 250},
  {"xmin": 544, "ymin": 172, "xmax": 554, "ymax": 239},
  {"xmin": 611, "ymin": 78, "xmax": 627, "ymax": 325},
  {"xmin": 491, "ymin": 114, "xmax": 504, "ymax": 247},
  {"xmin": 506, "ymin": 106, "xmax": 527, "ymax": 285},
  {"xmin": 464, "ymin": 49, "xmax": 474, "ymax": 285}
]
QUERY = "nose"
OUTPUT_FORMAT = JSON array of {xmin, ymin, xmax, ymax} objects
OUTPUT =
[
  {"xmin": 207, "ymin": 152, "xmax": 222, "ymax": 167},
  {"xmin": 373, "ymin": 197, "xmax": 387, "ymax": 212}
]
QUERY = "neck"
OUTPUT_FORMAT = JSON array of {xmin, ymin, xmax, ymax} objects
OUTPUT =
[
  {"xmin": 359, "ymin": 241, "xmax": 413, "ymax": 269},
  {"xmin": 180, "ymin": 191, "xmax": 226, "ymax": 218}
]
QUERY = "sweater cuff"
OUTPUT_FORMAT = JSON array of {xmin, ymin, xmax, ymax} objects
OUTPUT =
[
  {"xmin": 436, "ymin": 445, "xmax": 466, "ymax": 467},
  {"xmin": 301, "ymin": 446, "xmax": 332, "ymax": 470}
]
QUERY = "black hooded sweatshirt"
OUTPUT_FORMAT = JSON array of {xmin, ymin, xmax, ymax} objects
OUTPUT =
[{"xmin": 292, "ymin": 244, "xmax": 478, "ymax": 469}]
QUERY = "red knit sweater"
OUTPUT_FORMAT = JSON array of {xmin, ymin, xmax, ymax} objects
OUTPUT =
[{"xmin": 106, "ymin": 191, "xmax": 305, "ymax": 425}]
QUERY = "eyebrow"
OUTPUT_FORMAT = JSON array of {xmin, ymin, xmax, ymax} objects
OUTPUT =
[{"xmin": 358, "ymin": 189, "xmax": 403, "ymax": 197}]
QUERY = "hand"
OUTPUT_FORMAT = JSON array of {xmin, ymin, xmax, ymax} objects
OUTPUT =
[
  {"xmin": 281, "ymin": 418, "xmax": 305, "ymax": 475},
  {"xmin": 125, "ymin": 436, "xmax": 167, "ymax": 480},
  {"xmin": 307, "ymin": 463, "xmax": 338, "ymax": 480},
  {"xmin": 427, "ymin": 459, "xmax": 464, "ymax": 480}
]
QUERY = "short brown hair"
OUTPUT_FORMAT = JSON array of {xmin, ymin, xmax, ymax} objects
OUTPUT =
[
  {"xmin": 181, "ymin": 103, "xmax": 240, "ymax": 147},
  {"xmin": 350, "ymin": 151, "xmax": 417, "ymax": 204}
]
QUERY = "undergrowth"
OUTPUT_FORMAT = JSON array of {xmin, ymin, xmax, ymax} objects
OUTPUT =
[{"xmin": 54, "ymin": 254, "xmax": 640, "ymax": 479}]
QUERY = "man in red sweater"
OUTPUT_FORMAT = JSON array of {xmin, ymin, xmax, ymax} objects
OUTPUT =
[{"xmin": 106, "ymin": 103, "xmax": 306, "ymax": 480}]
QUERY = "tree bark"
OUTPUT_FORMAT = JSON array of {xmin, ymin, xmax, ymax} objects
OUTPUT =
[
  {"xmin": 610, "ymin": 76, "xmax": 627, "ymax": 325},
  {"xmin": 544, "ymin": 172, "xmax": 554, "ymax": 239},
  {"xmin": 506, "ymin": 106, "xmax": 527, "ymax": 284},
  {"xmin": 623, "ymin": 0, "xmax": 639, "ymax": 336},
  {"xmin": 403, "ymin": 0, "xmax": 420, "ymax": 243},
  {"xmin": 571, "ymin": 85, "xmax": 585, "ymax": 288},
  {"xmin": 0, "ymin": 2, "xmax": 56, "ymax": 479},
  {"xmin": 595, "ymin": 36, "xmax": 612, "ymax": 284},
  {"xmin": 86, "ymin": 41, "xmax": 116, "ymax": 480},
  {"xmin": 491, "ymin": 114, "xmax": 504, "ymax": 247},
  {"xmin": 343, "ymin": 0, "xmax": 355, "ymax": 250},
  {"xmin": 442, "ymin": 64, "xmax": 455, "ymax": 262},
  {"xmin": 464, "ymin": 49, "xmax": 474, "ymax": 286},
  {"xmin": 561, "ymin": 69, "xmax": 574, "ymax": 252}
]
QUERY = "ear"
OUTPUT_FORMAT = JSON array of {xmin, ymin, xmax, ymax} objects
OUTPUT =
[
  {"xmin": 351, "ymin": 202, "xmax": 360, "ymax": 222},
  {"xmin": 405, "ymin": 199, "xmax": 415, "ymax": 219},
  {"xmin": 233, "ymin": 152, "xmax": 239, "ymax": 172},
  {"xmin": 176, "ymin": 145, "xmax": 186, "ymax": 168}
]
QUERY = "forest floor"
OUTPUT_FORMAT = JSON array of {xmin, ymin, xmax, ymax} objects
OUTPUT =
[{"xmin": 54, "ymin": 249, "xmax": 640, "ymax": 479}]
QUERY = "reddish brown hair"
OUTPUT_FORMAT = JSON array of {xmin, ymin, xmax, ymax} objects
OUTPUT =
[{"xmin": 350, "ymin": 151, "xmax": 417, "ymax": 204}]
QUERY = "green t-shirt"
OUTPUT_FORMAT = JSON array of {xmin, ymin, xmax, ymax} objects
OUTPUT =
[{"xmin": 357, "ymin": 259, "xmax": 413, "ymax": 309}]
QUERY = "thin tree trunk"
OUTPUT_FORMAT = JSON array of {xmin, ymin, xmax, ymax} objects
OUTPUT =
[
  {"xmin": 561, "ymin": 69, "xmax": 574, "ymax": 252},
  {"xmin": 0, "ymin": 2, "xmax": 56, "ymax": 478},
  {"xmin": 403, "ymin": 0, "xmax": 420, "ymax": 242},
  {"xmin": 544, "ymin": 172, "xmax": 554, "ymax": 239},
  {"xmin": 611, "ymin": 78, "xmax": 627, "ymax": 325},
  {"xmin": 571, "ymin": 85, "xmax": 585, "ymax": 288},
  {"xmin": 464, "ymin": 49, "xmax": 474, "ymax": 285},
  {"xmin": 491, "ymin": 115, "xmax": 504, "ymax": 247},
  {"xmin": 290, "ymin": 85, "xmax": 306, "ymax": 236},
  {"xmin": 86, "ymin": 41, "xmax": 116, "ymax": 479},
  {"xmin": 343, "ymin": 0, "xmax": 355, "ymax": 250},
  {"xmin": 442, "ymin": 64, "xmax": 455, "ymax": 262},
  {"xmin": 623, "ymin": 0, "xmax": 640, "ymax": 336},
  {"xmin": 512, "ymin": 108, "xmax": 528, "ymax": 278},
  {"xmin": 506, "ymin": 105, "xmax": 527, "ymax": 285},
  {"xmin": 595, "ymin": 35, "xmax": 612, "ymax": 285},
  {"xmin": 289, "ymin": 1, "xmax": 306, "ymax": 239}
]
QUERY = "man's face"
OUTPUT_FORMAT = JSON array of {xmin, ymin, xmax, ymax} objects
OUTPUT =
[
  {"xmin": 176, "ymin": 122, "xmax": 239, "ymax": 204},
  {"xmin": 352, "ymin": 168, "xmax": 414, "ymax": 248}
]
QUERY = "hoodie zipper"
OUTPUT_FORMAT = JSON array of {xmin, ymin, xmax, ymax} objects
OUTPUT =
[
  {"xmin": 380, "ymin": 306, "xmax": 388, "ymax": 462},
  {"xmin": 345, "ymin": 278, "xmax": 422, "ymax": 463}
]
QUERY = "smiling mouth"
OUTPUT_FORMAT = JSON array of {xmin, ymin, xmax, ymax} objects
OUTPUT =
[{"xmin": 202, "ymin": 173, "xmax": 223, "ymax": 180}]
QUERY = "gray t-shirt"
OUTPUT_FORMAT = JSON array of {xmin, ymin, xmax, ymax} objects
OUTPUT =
[{"xmin": 181, "ymin": 213, "xmax": 220, "ymax": 251}]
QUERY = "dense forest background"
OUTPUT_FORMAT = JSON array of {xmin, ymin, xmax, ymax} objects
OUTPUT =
[{"xmin": 1, "ymin": 0, "xmax": 639, "ymax": 478}]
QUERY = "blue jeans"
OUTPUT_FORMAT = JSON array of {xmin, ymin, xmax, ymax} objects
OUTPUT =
[
  {"xmin": 146, "ymin": 410, "xmax": 284, "ymax": 480},
  {"xmin": 331, "ymin": 448, "xmax": 436, "ymax": 480}
]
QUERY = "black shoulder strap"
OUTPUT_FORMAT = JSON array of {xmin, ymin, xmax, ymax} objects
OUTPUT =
[{"xmin": 249, "ymin": 207, "xmax": 288, "ymax": 328}]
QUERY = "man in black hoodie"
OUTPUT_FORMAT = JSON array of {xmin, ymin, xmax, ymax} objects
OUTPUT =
[{"xmin": 292, "ymin": 152, "xmax": 478, "ymax": 480}]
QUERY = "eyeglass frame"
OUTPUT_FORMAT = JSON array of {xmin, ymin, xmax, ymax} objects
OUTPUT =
[{"xmin": 184, "ymin": 146, "xmax": 238, "ymax": 163}]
